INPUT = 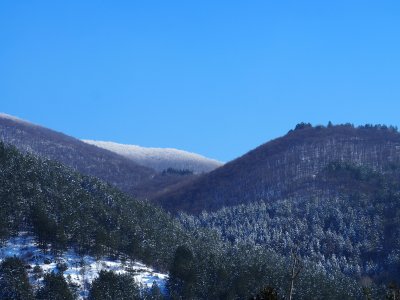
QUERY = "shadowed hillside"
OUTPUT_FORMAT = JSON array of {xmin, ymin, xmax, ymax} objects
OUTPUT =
[
  {"xmin": 0, "ymin": 113, "xmax": 156, "ymax": 197},
  {"xmin": 155, "ymin": 123, "xmax": 400, "ymax": 214}
]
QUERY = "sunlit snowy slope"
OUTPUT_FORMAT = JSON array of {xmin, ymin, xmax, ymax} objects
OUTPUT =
[
  {"xmin": 0, "ymin": 233, "xmax": 167, "ymax": 299},
  {"xmin": 83, "ymin": 140, "xmax": 223, "ymax": 173}
]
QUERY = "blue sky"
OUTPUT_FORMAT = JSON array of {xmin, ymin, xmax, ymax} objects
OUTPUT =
[{"xmin": 1, "ymin": 1, "xmax": 399, "ymax": 162}]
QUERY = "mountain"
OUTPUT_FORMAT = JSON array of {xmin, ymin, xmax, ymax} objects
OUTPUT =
[
  {"xmin": 0, "ymin": 113, "xmax": 160, "ymax": 197},
  {"xmin": 157, "ymin": 123, "xmax": 400, "ymax": 286},
  {"xmin": 154, "ymin": 123, "xmax": 400, "ymax": 214},
  {"xmin": 0, "ymin": 113, "xmax": 218, "ymax": 199},
  {"xmin": 0, "ymin": 140, "xmax": 181, "ymax": 298},
  {"xmin": 83, "ymin": 140, "xmax": 223, "ymax": 174},
  {"xmin": 0, "ymin": 139, "xmax": 365, "ymax": 299},
  {"xmin": 181, "ymin": 161, "xmax": 400, "ymax": 284},
  {"xmin": 0, "ymin": 140, "xmax": 186, "ymax": 268}
]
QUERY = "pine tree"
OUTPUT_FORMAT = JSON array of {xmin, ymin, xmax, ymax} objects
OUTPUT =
[
  {"xmin": 168, "ymin": 245, "xmax": 197, "ymax": 299},
  {"xmin": 0, "ymin": 257, "xmax": 34, "ymax": 300},
  {"xmin": 88, "ymin": 270, "xmax": 140, "ymax": 300},
  {"xmin": 36, "ymin": 272, "xmax": 75, "ymax": 300},
  {"xmin": 251, "ymin": 286, "xmax": 279, "ymax": 300},
  {"xmin": 145, "ymin": 282, "xmax": 164, "ymax": 300}
]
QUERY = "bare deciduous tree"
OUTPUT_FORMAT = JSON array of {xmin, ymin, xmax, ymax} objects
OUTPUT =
[{"xmin": 288, "ymin": 248, "xmax": 303, "ymax": 300}]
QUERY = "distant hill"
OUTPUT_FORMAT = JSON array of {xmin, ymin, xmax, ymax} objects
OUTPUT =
[
  {"xmin": 0, "ymin": 113, "xmax": 199, "ymax": 198},
  {"xmin": 172, "ymin": 124, "xmax": 400, "ymax": 285},
  {"xmin": 83, "ymin": 140, "xmax": 223, "ymax": 174},
  {"xmin": 154, "ymin": 123, "xmax": 400, "ymax": 214}
]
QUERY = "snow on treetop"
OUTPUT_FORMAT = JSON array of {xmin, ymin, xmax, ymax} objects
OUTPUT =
[{"xmin": 83, "ymin": 140, "xmax": 223, "ymax": 173}]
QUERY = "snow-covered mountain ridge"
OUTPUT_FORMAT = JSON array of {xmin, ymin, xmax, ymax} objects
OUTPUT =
[
  {"xmin": 83, "ymin": 140, "xmax": 223, "ymax": 173},
  {"xmin": 0, "ymin": 113, "xmax": 222, "ymax": 176}
]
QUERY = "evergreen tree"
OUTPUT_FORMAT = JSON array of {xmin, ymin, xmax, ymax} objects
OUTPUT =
[
  {"xmin": 250, "ymin": 287, "xmax": 279, "ymax": 300},
  {"xmin": 0, "ymin": 257, "xmax": 34, "ymax": 300},
  {"xmin": 145, "ymin": 282, "xmax": 164, "ymax": 300},
  {"xmin": 88, "ymin": 271, "xmax": 140, "ymax": 300},
  {"xmin": 36, "ymin": 272, "xmax": 75, "ymax": 300},
  {"xmin": 168, "ymin": 245, "xmax": 197, "ymax": 299}
]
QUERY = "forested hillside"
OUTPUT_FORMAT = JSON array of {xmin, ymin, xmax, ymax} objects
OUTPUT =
[
  {"xmin": 0, "ymin": 141, "xmax": 184, "ymax": 268},
  {"xmin": 0, "ymin": 141, "xmax": 372, "ymax": 299},
  {"xmin": 155, "ymin": 123, "xmax": 400, "ymax": 214},
  {"xmin": 180, "ymin": 162, "xmax": 400, "ymax": 287},
  {"xmin": 0, "ymin": 113, "xmax": 155, "ymax": 197}
]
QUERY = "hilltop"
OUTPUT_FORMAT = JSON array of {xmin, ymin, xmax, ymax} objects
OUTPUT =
[{"xmin": 154, "ymin": 123, "xmax": 400, "ymax": 214}]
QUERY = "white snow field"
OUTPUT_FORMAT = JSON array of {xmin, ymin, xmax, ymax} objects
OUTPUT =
[
  {"xmin": 83, "ymin": 140, "xmax": 223, "ymax": 173},
  {"xmin": 0, "ymin": 233, "xmax": 168, "ymax": 299}
]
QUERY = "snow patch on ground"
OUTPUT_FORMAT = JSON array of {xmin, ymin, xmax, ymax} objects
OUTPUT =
[{"xmin": 0, "ymin": 233, "xmax": 168, "ymax": 299}]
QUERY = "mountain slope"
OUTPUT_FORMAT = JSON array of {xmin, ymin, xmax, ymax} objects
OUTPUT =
[
  {"xmin": 83, "ymin": 140, "xmax": 223, "ymax": 173},
  {"xmin": 0, "ymin": 234, "xmax": 167, "ymax": 299},
  {"xmin": 0, "ymin": 113, "xmax": 156, "ymax": 197},
  {"xmin": 0, "ymin": 140, "xmax": 365, "ymax": 299},
  {"xmin": 154, "ymin": 123, "xmax": 400, "ymax": 214},
  {"xmin": 180, "ymin": 161, "xmax": 400, "ymax": 284},
  {"xmin": 0, "ymin": 140, "xmax": 187, "ymax": 268}
]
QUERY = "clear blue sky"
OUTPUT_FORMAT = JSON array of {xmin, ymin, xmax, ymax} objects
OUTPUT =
[{"xmin": 1, "ymin": 1, "xmax": 399, "ymax": 162}]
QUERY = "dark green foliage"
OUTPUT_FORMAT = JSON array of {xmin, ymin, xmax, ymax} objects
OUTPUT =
[
  {"xmin": 36, "ymin": 272, "xmax": 75, "ymax": 300},
  {"xmin": 250, "ymin": 287, "xmax": 279, "ymax": 300},
  {"xmin": 33, "ymin": 265, "xmax": 44, "ymax": 279},
  {"xmin": 31, "ymin": 204, "xmax": 58, "ymax": 250},
  {"xmin": 168, "ymin": 245, "xmax": 196, "ymax": 299},
  {"xmin": 0, "ymin": 141, "xmax": 373, "ymax": 299},
  {"xmin": 0, "ymin": 257, "xmax": 34, "ymax": 300},
  {"xmin": 56, "ymin": 262, "xmax": 68, "ymax": 273},
  {"xmin": 178, "ymin": 162, "xmax": 400, "ymax": 295},
  {"xmin": 166, "ymin": 225, "xmax": 363, "ymax": 299},
  {"xmin": 0, "ymin": 141, "xmax": 186, "ymax": 269},
  {"xmin": 0, "ymin": 209, "xmax": 9, "ymax": 241},
  {"xmin": 294, "ymin": 122, "xmax": 312, "ymax": 130},
  {"xmin": 88, "ymin": 271, "xmax": 140, "ymax": 300},
  {"xmin": 145, "ymin": 282, "xmax": 164, "ymax": 300},
  {"xmin": 386, "ymin": 282, "xmax": 400, "ymax": 299}
]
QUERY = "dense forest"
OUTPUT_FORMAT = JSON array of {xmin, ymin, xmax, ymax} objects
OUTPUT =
[
  {"xmin": 0, "ymin": 115, "xmax": 203, "ymax": 201},
  {"xmin": 0, "ymin": 141, "xmax": 187, "ymax": 268},
  {"xmin": 155, "ymin": 123, "xmax": 400, "ymax": 214},
  {"xmin": 0, "ymin": 141, "xmax": 381, "ymax": 299},
  {"xmin": 0, "ymin": 115, "xmax": 156, "ymax": 196},
  {"xmin": 180, "ymin": 162, "xmax": 400, "ymax": 287}
]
